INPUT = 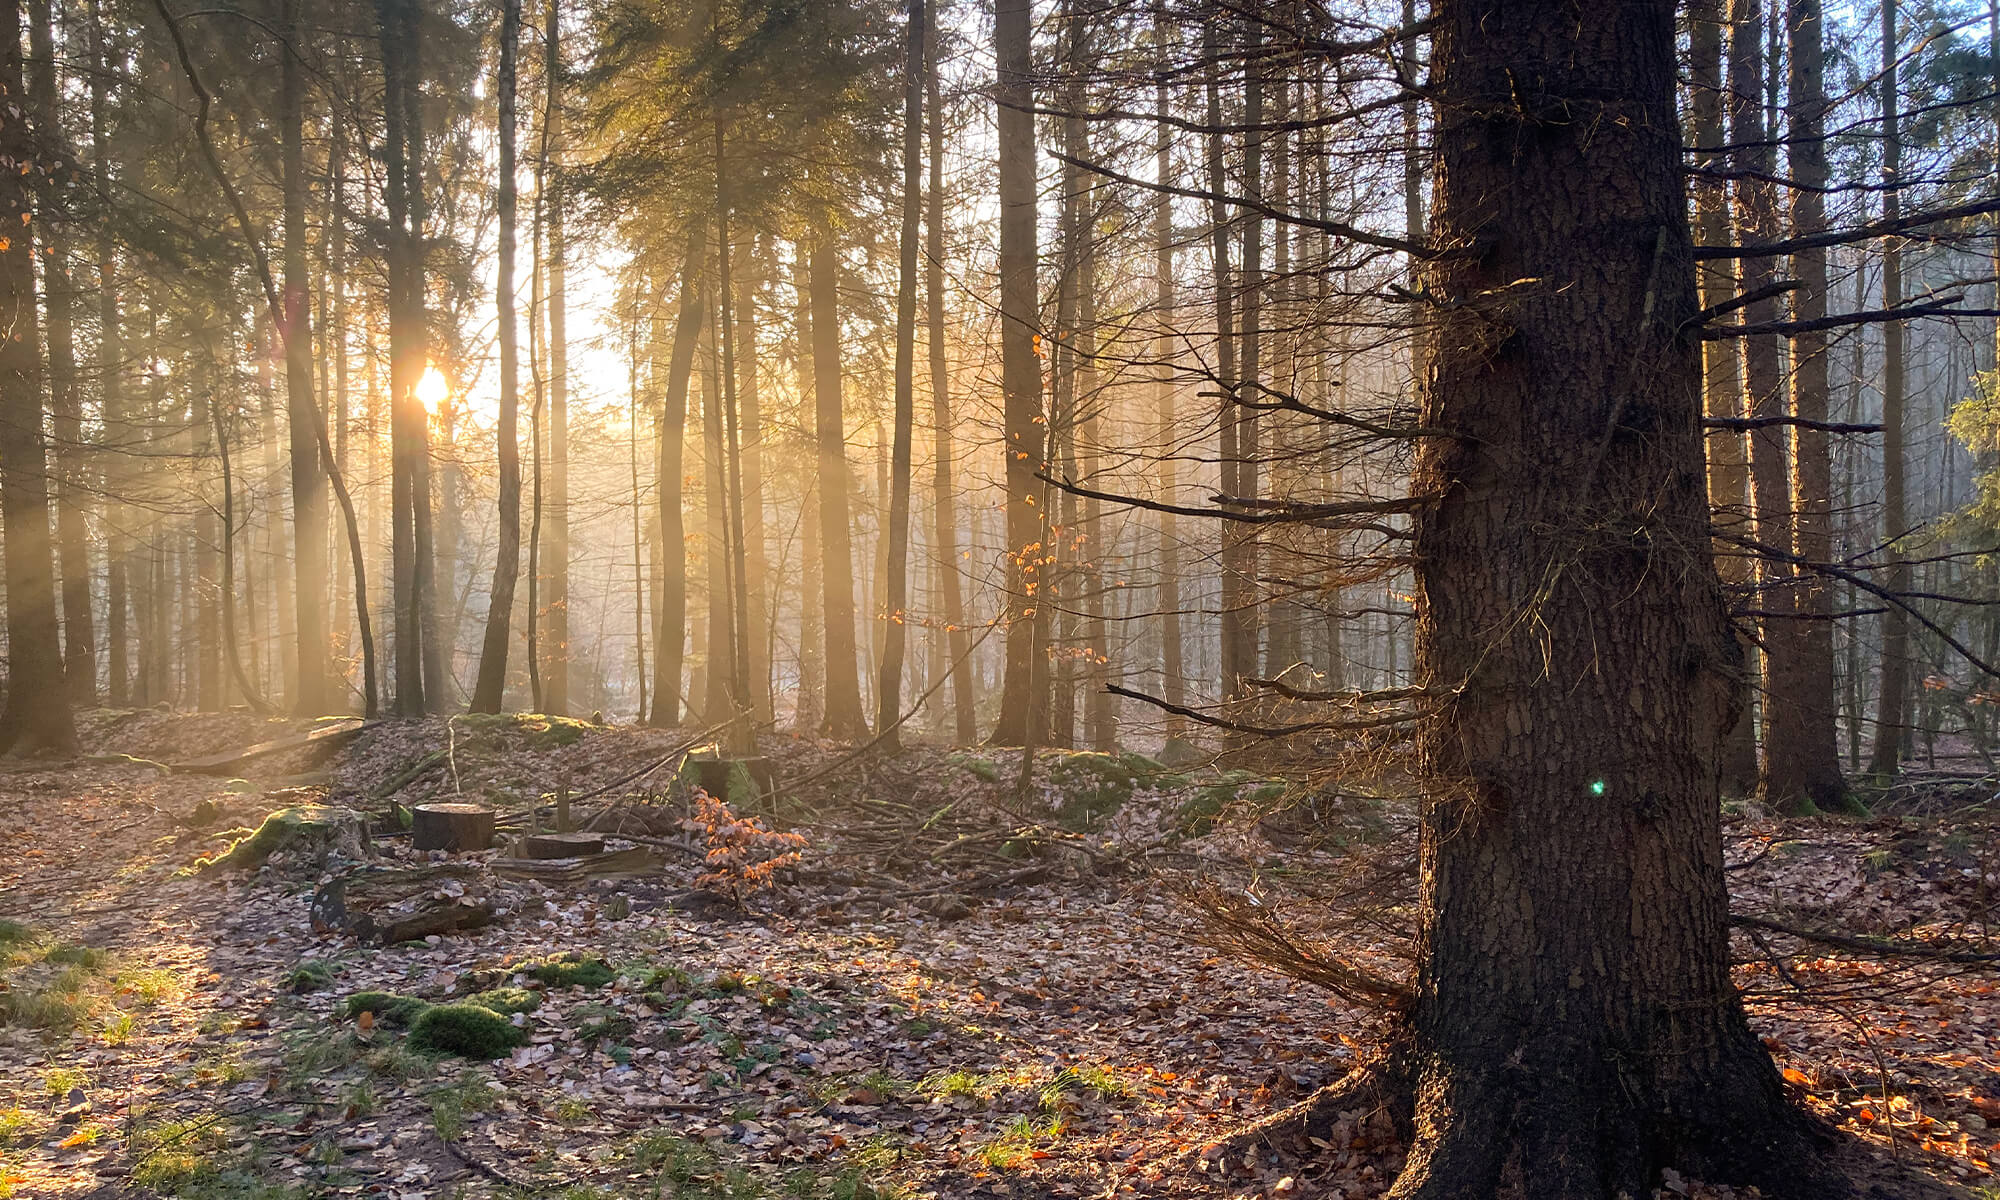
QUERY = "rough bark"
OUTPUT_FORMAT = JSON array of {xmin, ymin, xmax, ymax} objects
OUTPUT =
[{"xmin": 1393, "ymin": 1, "xmax": 1841, "ymax": 1195}]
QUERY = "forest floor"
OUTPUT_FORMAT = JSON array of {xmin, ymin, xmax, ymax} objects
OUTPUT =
[{"xmin": 0, "ymin": 710, "xmax": 1994, "ymax": 1200}]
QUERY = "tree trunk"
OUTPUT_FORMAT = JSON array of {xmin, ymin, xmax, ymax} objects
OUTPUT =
[
  {"xmin": 1204, "ymin": 19, "xmax": 1241, "ymax": 713},
  {"xmin": 1154, "ymin": 37, "xmax": 1184, "ymax": 731},
  {"xmin": 701, "ymin": 287, "xmax": 732, "ymax": 724},
  {"xmin": 1869, "ymin": 0, "xmax": 1910, "ymax": 779},
  {"xmin": 541, "ymin": 0, "xmax": 570, "ymax": 716},
  {"xmin": 794, "ymin": 247, "xmax": 824, "ymax": 734},
  {"xmin": 926, "ymin": 0, "xmax": 974, "ymax": 745},
  {"xmin": 1774, "ymin": 0, "xmax": 1848, "ymax": 809},
  {"xmin": 379, "ymin": 0, "xmax": 426, "ymax": 716},
  {"xmin": 649, "ymin": 229, "xmax": 703, "ymax": 727},
  {"xmin": 0, "ymin": 0, "xmax": 76, "ymax": 753},
  {"xmin": 988, "ymin": 0, "xmax": 1045, "ymax": 747},
  {"xmin": 1687, "ymin": 0, "xmax": 1759, "ymax": 793},
  {"xmin": 26, "ymin": 0, "xmax": 93, "ymax": 706},
  {"xmin": 471, "ymin": 0, "xmax": 524, "ymax": 715},
  {"xmin": 876, "ymin": 0, "xmax": 924, "ymax": 753},
  {"xmin": 811, "ymin": 225, "xmax": 869, "ymax": 739},
  {"xmin": 735, "ymin": 237, "xmax": 772, "ymax": 725},
  {"xmin": 1726, "ymin": 0, "xmax": 1801, "ymax": 811},
  {"xmin": 281, "ymin": 0, "xmax": 328, "ymax": 716},
  {"xmin": 90, "ymin": 0, "xmax": 126, "ymax": 709},
  {"xmin": 1393, "ymin": 0, "xmax": 1838, "ymax": 1193}
]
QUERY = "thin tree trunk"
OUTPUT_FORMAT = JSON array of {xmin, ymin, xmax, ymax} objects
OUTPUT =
[
  {"xmin": 1727, "ymin": 0, "xmax": 1797, "ymax": 807},
  {"xmin": 794, "ymin": 247, "xmax": 824, "ymax": 734},
  {"xmin": 926, "ymin": 0, "xmax": 974, "ymax": 745},
  {"xmin": 812, "ymin": 225, "xmax": 870, "ymax": 739},
  {"xmin": 1205, "ymin": 18, "xmax": 1241, "ymax": 713},
  {"xmin": 1869, "ymin": 0, "xmax": 1910, "ymax": 778},
  {"xmin": 281, "ymin": 0, "xmax": 328, "ymax": 715},
  {"xmin": 876, "ymin": 0, "xmax": 924, "ymax": 752},
  {"xmin": 735, "ymin": 237, "xmax": 772, "ymax": 724},
  {"xmin": 649, "ymin": 230, "xmax": 703, "ymax": 727},
  {"xmin": 471, "ymin": 0, "xmax": 523, "ymax": 714},
  {"xmin": 1774, "ymin": 0, "xmax": 1848, "ymax": 808},
  {"xmin": 1155, "ymin": 29, "xmax": 1184, "ymax": 730},
  {"xmin": 541, "ymin": 0, "xmax": 570, "ymax": 715},
  {"xmin": 90, "ymin": 0, "xmax": 127, "ymax": 708}
]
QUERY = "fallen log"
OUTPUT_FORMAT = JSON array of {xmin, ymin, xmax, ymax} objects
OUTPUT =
[
  {"xmin": 311, "ymin": 864, "xmax": 496, "ymax": 944},
  {"xmin": 521, "ymin": 832, "xmax": 605, "ymax": 859},
  {"xmin": 172, "ymin": 718, "xmax": 371, "ymax": 776},
  {"xmin": 490, "ymin": 846, "xmax": 659, "ymax": 884}
]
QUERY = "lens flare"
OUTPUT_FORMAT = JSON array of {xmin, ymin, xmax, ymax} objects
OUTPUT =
[{"xmin": 416, "ymin": 365, "xmax": 451, "ymax": 414}]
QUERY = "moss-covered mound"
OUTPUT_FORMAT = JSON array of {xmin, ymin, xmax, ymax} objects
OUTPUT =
[
  {"xmin": 1046, "ymin": 751, "xmax": 1186, "ymax": 831},
  {"xmin": 407, "ymin": 1003, "xmax": 526, "ymax": 1059},
  {"xmin": 342, "ymin": 991, "xmax": 433, "ymax": 1027},
  {"xmin": 194, "ymin": 805, "xmax": 366, "ymax": 874},
  {"xmin": 464, "ymin": 986, "xmax": 541, "ymax": 1015},
  {"xmin": 526, "ymin": 952, "xmax": 614, "ymax": 990}
]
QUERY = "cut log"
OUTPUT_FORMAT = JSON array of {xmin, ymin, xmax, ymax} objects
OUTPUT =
[
  {"xmin": 522, "ymin": 832, "xmax": 605, "ymax": 859},
  {"xmin": 491, "ymin": 846, "xmax": 659, "ymax": 884},
  {"xmin": 411, "ymin": 803, "xmax": 496, "ymax": 852},
  {"xmin": 310, "ymin": 864, "xmax": 496, "ymax": 944}
]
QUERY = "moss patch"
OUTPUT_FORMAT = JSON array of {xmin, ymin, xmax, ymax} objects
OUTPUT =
[
  {"xmin": 464, "ymin": 986, "xmax": 540, "ymax": 1015},
  {"xmin": 526, "ymin": 952, "xmax": 614, "ymax": 990},
  {"xmin": 1045, "ymin": 751, "xmax": 1186, "ymax": 831},
  {"xmin": 192, "ymin": 804, "xmax": 365, "ymax": 874},
  {"xmin": 342, "ymin": 991, "xmax": 433, "ymax": 1027},
  {"xmin": 407, "ymin": 1003, "xmax": 526, "ymax": 1059}
]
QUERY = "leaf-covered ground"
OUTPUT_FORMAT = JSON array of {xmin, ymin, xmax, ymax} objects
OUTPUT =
[{"xmin": 0, "ymin": 711, "xmax": 1993, "ymax": 1200}]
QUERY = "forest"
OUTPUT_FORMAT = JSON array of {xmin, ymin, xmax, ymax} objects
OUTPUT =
[{"xmin": 0, "ymin": 0, "xmax": 1997, "ymax": 1197}]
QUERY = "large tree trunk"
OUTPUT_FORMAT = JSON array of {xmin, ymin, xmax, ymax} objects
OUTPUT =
[
  {"xmin": 470, "ymin": 0, "xmax": 524, "ymax": 715},
  {"xmin": 1869, "ymin": 0, "xmax": 1910, "ymax": 779},
  {"xmin": 1773, "ymin": 0, "xmax": 1848, "ymax": 809},
  {"xmin": 875, "ymin": 0, "xmax": 923, "ymax": 753},
  {"xmin": 1392, "ymin": 0, "xmax": 1837, "ymax": 1194},
  {"xmin": 0, "ymin": 0, "xmax": 76, "ymax": 753},
  {"xmin": 541, "ymin": 0, "xmax": 570, "ymax": 716},
  {"xmin": 987, "ymin": 0, "xmax": 1045, "ymax": 747},
  {"xmin": 379, "ymin": 0, "xmax": 429, "ymax": 716},
  {"xmin": 26, "ymin": 0, "xmax": 94, "ymax": 706},
  {"xmin": 925, "ymin": 0, "xmax": 974, "ymax": 746},
  {"xmin": 811, "ymin": 224, "xmax": 869, "ymax": 740},
  {"xmin": 648, "ymin": 230, "xmax": 703, "ymax": 728},
  {"xmin": 282, "ymin": 0, "xmax": 328, "ymax": 716}
]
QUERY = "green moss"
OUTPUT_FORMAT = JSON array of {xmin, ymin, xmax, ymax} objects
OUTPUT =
[
  {"xmin": 283, "ymin": 960, "xmax": 335, "ymax": 994},
  {"xmin": 464, "ymin": 987, "xmax": 540, "ymax": 1015},
  {"xmin": 192, "ymin": 805, "xmax": 362, "ymax": 874},
  {"xmin": 342, "ymin": 991, "xmax": 433, "ymax": 1027},
  {"xmin": 945, "ymin": 753, "xmax": 1001, "ymax": 783},
  {"xmin": 527, "ymin": 952, "xmax": 614, "ymax": 990},
  {"xmin": 407, "ymin": 1003, "xmax": 526, "ymax": 1059},
  {"xmin": 458, "ymin": 712, "xmax": 593, "ymax": 751}
]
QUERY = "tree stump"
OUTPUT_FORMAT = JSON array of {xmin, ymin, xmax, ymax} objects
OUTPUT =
[
  {"xmin": 411, "ymin": 803, "xmax": 496, "ymax": 852},
  {"xmin": 686, "ymin": 757, "xmax": 777, "ymax": 806},
  {"xmin": 521, "ymin": 832, "xmax": 605, "ymax": 859}
]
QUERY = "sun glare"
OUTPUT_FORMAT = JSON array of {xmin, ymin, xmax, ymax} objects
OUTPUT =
[{"xmin": 416, "ymin": 365, "xmax": 451, "ymax": 414}]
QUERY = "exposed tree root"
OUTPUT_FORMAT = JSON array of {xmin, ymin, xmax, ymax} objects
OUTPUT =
[{"xmin": 1169, "ymin": 1054, "xmax": 1412, "ymax": 1170}]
